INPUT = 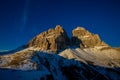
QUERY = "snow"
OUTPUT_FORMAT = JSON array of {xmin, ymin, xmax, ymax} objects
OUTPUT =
[
  {"xmin": 32, "ymin": 52, "xmax": 67, "ymax": 80},
  {"xmin": 75, "ymin": 27, "xmax": 85, "ymax": 30},
  {"xmin": 0, "ymin": 47, "xmax": 120, "ymax": 80},
  {"xmin": 59, "ymin": 47, "xmax": 120, "ymax": 68}
]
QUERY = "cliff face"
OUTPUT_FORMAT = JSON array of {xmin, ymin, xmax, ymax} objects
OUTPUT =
[
  {"xmin": 28, "ymin": 26, "xmax": 110, "ymax": 52},
  {"xmin": 72, "ymin": 27, "xmax": 108, "ymax": 48},
  {"xmin": 28, "ymin": 25, "xmax": 69, "ymax": 52}
]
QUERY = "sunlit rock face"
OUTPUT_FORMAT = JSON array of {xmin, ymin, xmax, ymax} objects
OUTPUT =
[
  {"xmin": 72, "ymin": 27, "xmax": 108, "ymax": 48},
  {"xmin": 28, "ymin": 26, "xmax": 110, "ymax": 51},
  {"xmin": 27, "ymin": 25, "xmax": 69, "ymax": 52}
]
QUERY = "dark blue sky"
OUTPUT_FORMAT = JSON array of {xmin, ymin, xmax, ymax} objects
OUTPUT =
[{"xmin": 0, "ymin": 0, "xmax": 120, "ymax": 50}]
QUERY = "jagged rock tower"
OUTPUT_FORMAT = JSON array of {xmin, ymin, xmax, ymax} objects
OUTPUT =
[
  {"xmin": 28, "ymin": 25, "xmax": 69, "ymax": 52},
  {"xmin": 72, "ymin": 27, "xmax": 108, "ymax": 48}
]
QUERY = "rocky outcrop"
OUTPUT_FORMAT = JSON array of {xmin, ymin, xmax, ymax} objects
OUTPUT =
[
  {"xmin": 72, "ymin": 27, "xmax": 108, "ymax": 48},
  {"xmin": 28, "ymin": 26, "xmax": 110, "ymax": 51},
  {"xmin": 27, "ymin": 25, "xmax": 69, "ymax": 52}
]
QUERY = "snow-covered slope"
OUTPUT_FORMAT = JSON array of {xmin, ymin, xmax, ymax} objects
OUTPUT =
[
  {"xmin": 0, "ymin": 47, "xmax": 120, "ymax": 80},
  {"xmin": 59, "ymin": 46, "xmax": 120, "ymax": 68}
]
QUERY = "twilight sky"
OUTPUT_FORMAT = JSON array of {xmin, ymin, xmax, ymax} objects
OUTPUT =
[{"xmin": 0, "ymin": 0, "xmax": 120, "ymax": 50}]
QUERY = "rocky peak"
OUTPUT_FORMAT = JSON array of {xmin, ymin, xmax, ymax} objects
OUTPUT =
[
  {"xmin": 72, "ymin": 27, "xmax": 108, "ymax": 48},
  {"xmin": 27, "ymin": 25, "xmax": 69, "ymax": 52},
  {"xmin": 27, "ymin": 25, "xmax": 109, "ymax": 52}
]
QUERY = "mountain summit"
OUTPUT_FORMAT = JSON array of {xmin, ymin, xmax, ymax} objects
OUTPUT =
[
  {"xmin": 72, "ymin": 27, "xmax": 108, "ymax": 48},
  {"xmin": 28, "ymin": 25, "xmax": 69, "ymax": 52}
]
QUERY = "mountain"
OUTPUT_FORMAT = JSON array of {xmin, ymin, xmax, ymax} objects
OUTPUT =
[
  {"xmin": 60, "ymin": 27, "xmax": 120, "ymax": 68},
  {"xmin": 0, "ymin": 25, "xmax": 120, "ymax": 80}
]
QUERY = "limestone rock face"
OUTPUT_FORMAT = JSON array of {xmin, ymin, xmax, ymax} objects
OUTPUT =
[
  {"xmin": 72, "ymin": 27, "xmax": 108, "ymax": 48},
  {"xmin": 28, "ymin": 25, "xmax": 69, "ymax": 52}
]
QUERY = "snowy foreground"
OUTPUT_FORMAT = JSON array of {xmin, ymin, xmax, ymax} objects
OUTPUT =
[{"xmin": 0, "ymin": 47, "xmax": 120, "ymax": 80}]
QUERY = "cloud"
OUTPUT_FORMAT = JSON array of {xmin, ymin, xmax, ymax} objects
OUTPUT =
[{"xmin": 20, "ymin": 0, "xmax": 30, "ymax": 32}]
